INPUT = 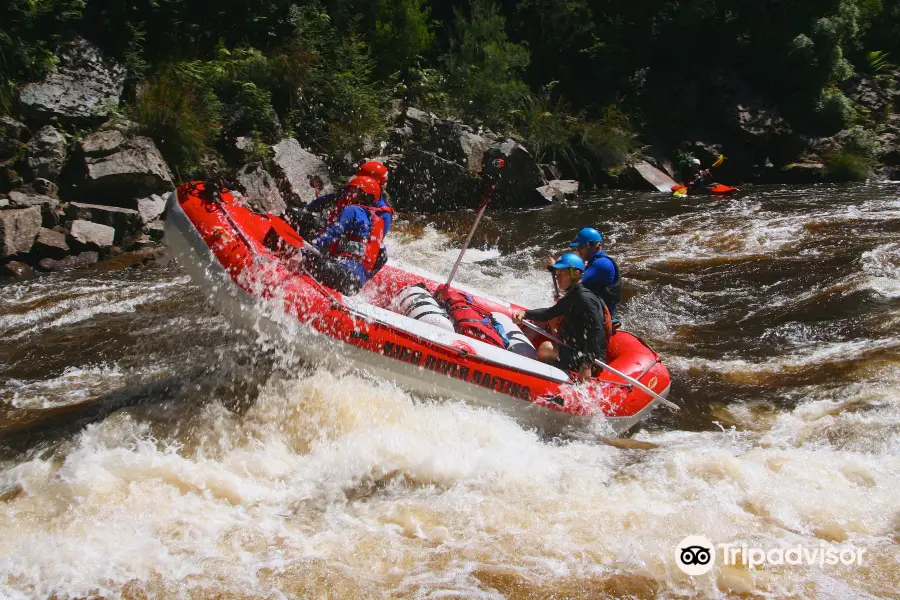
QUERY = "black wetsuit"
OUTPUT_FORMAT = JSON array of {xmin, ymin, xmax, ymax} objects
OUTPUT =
[{"xmin": 524, "ymin": 282, "xmax": 608, "ymax": 371}]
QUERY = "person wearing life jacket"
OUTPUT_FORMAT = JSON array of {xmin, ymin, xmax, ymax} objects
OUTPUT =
[
  {"xmin": 513, "ymin": 253, "xmax": 612, "ymax": 380},
  {"xmin": 287, "ymin": 160, "xmax": 394, "ymax": 239},
  {"xmin": 688, "ymin": 158, "xmax": 712, "ymax": 187},
  {"xmin": 357, "ymin": 160, "xmax": 394, "ymax": 236},
  {"xmin": 303, "ymin": 175, "xmax": 394, "ymax": 295},
  {"xmin": 568, "ymin": 227, "xmax": 622, "ymax": 315}
]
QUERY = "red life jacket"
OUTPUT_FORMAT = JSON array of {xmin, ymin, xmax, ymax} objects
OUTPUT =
[
  {"xmin": 442, "ymin": 290, "xmax": 506, "ymax": 348},
  {"xmin": 329, "ymin": 204, "xmax": 394, "ymax": 272}
]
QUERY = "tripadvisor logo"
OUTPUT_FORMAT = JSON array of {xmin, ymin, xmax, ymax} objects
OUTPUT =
[
  {"xmin": 676, "ymin": 536, "xmax": 715, "ymax": 576},
  {"xmin": 675, "ymin": 536, "xmax": 867, "ymax": 575}
]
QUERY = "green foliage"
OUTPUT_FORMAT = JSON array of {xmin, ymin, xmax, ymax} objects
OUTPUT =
[
  {"xmin": 824, "ymin": 151, "xmax": 872, "ymax": 181},
  {"xmin": 815, "ymin": 88, "xmax": 858, "ymax": 134},
  {"xmin": 515, "ymin": 86, "xmax": 636, "ymax": 179},
  {"xmin": 405, "ymin": 66, "xmax": 453, "ymax": 116},
  {"xmin": 865, "ymin": 50, "xmax": 896, "ymax": 74},
  {"xmin": 130, "ymin": 69, "xmax": 222, "ymax": 178},
  {"xmin": 842, "ymin": 125, "xmax": 881, "ymax": 157},
  {"xmin": 370, "ymin": 0, "xmax": 434, "ymax": 78},
  {"xmin": 282, "ymin": 4, "xmax": 387, "ymax": 163},
  {"xmin": 443, "ymin": 0, "xmax": 530, "ymax": 127}
]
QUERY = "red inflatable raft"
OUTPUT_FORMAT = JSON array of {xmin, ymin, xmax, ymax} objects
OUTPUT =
[{"xmin": 164, "ymin": 183, "xmax": 673, "ymax": 434}]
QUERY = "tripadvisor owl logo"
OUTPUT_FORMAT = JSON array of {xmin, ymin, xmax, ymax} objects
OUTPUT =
[{"xmin": 676, "ymin": 535, "xmax": 715, "ymax": 575}]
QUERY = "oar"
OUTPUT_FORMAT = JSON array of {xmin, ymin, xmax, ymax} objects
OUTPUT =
[
  {"xmin": 518, "ymin": 320, "xmax": 680, "ymax": 411},
  {"xmin": 442, "ymin": 159, "xmax": 505, "ymax": 292}
]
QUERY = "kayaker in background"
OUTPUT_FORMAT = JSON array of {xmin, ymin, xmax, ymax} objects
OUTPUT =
[
  {"xmin": 513, "ymin": 253, "xmax": 610, "ymax": 380},
  {"xmin": 303, "ymin": 175, "xmax": 394, "ymax": 295},
  {"xmin": 547, "ymin": 227, "xmax": 622, "ymax": 315},
  {"xmin": 688, "ymin": 158, "xmax": 712, "ymax": 187}
]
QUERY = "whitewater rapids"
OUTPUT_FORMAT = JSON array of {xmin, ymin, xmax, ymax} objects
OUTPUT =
[{"xmin": 1, "ymin": 184, "xmax": 898, "ymax": 599}]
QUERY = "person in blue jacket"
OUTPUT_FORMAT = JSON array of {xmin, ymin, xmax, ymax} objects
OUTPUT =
[
  {"xmin": 290, "ymin": 161, "xmax": 393, "ymax": 239},
  {"xmin": 567, "ymin": 227, "xmax": 622, "ymax": 315},
  {"xmin": 303, "ymin": 176, "xmax": 394, "ymax": 295}
]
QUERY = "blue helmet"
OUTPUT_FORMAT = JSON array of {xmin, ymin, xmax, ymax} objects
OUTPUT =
[
  {"xmin": 569, "ymin": 227, "xmax": 603, "ymax": 248},
  {"xmin": 551, "ymin": 253, "xmax": 586, "ymax": 272}
]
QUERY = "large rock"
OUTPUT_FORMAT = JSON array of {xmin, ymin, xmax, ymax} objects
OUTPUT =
[
  {"xmin": 235, "ymin": 163, "xmax": 286, "ymax": 215},
  {"xmin": 0, "ymin": 116, "xmax": 30, "ymax": 161},
  {"xmin": 424, "ymin": 120, "xmax": 491, "ymax": 174},
  {"xmin": 68, "ymin": 220, "xmax": 114, "ymax": 250},
  {"xmin": 388, "ymin": 148, "xmax": 482, "ymax": 211},
  {"xmin": 32, "ymin": 177, "xmax": 58, "ymax": 197},
  {"xmin": 485, "ymin": 140, "xmax": 548, "ymax": 206},
  {"xmin": 272, "ymin": 138, "xmax": 332, "ymax": 206},
  {"xmin": 778, "ymin": 162, "xmax": 825, "ymax": 184},
  {"xmin": 81, "ymin": 128, "xmax": 128, "ymax": 156},
  {"xmin": 8, "ymin": 190, "xmax": 60, "ymax": 227},
  {"xmin": 1, "ymin": 260, "xmax": 35, "ymax": 279},
  {"xmin": 33, "ymin": 227, "xmax": 70, "ymax": 259},
  {"xmin": 78, "ymin": 134, "xmax": 175, "ymax": 206},
  {"xmin": 0, "ymin": 207, "xmax": 42, "ymax": 258},
  {"xmin": 64, "ymin": 202, "xmax": 141, "ymax": 244},
  {"xmin": 18, "ymin": 38, "xmax": 126, "ymax": 124},
  {"xmin": 537, "ymin": 180, "xmax": 579, "ymax": 203},
  {"xmin": 136, "ymin": 193, "xmax": 168, "ymax": 225},
  {"xmin": 25, "ymin": 126, "xmax": 68, "ymax": 181},
  {"xmin": 39, "ymin": 251, "xmax": 99, "ymax": 272}
]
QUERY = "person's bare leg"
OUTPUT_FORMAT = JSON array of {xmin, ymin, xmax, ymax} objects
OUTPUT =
[{"xmin": 537, "ymin": 341, "xmax": 558, "ymax": 363}]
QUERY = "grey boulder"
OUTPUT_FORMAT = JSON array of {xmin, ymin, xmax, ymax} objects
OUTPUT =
[
  {"xmin": 0, "ymin": 207, "xmax": 42, "ymax": 258},
  {"xmin": 33, "ymin": 227, "xmax": 70, "ymax": 259},
  {"xmin": 39, "ymin": 251, "xmax": 99, "ymax": 272},
  {"xmin": 65, "ymin": 202, "xmax": 141, "ymax": 244},
  {"xmin": 537, "ymin": 180, "xmax": 580, "ymax": 203},
  {"xmin": 68, "ymin": 220, "xmax": 115, "ymax": 250},
  {"xmin": 18, "ymin": 38, "xmax": 126, "ymax": 124},
  {"xmin": 388, "ymin": 148, "xmax": 481, "ymax": 211},
  {"xmin": 485, "ymin": 140, "xmax": 548, "ymax": 207},
  {"xmin": 26, "ymin": 126, "xmax": 68, "ymax": 181},
  {"xmin": 136, "ymin": 193, "xmax": 168, "ymax": 225},
  {"xmin": 0, "ymin": 116, "xmax": 30, "ymax": 161},
  {"xmin": 273, "ymin": 138, "xmax": 332, "ymax": 206},
  {"xmin": 235, "ymin": 163, "xmax": 286, "ymax": 215},
  {"xmin": 79, "ymin": 133, "xmax": 175, "ymax": 206},
  {"xmin": 8, "ymin": 190, "xmax": 60, "ymax": 227}
]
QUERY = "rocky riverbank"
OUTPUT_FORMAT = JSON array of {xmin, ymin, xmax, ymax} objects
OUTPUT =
[
  {"xmin": 2, "ymin": 37, "xmax": 898, "ymax": 278},
  {"xmin": 0, "ymin": 39, "xmax": 582, "ymax": 278}
]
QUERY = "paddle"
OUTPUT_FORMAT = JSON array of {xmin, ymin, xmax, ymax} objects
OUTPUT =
[
  {"xmin": 441, "ymin": 158, "xmax": 505, "ymax": 293},
  {"xmin": 518, "ymin": 319, "xmax": 680, "ymax": 412}
]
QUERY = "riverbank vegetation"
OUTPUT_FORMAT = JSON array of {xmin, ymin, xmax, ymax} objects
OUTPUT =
[{"xmin": 2, "ymin": 0, "xmax": 898, "ymax": 183}]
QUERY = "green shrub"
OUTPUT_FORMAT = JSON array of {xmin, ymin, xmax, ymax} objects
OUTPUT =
[
  {"xmin": 824, "ymin": 151, "xmax": 871, "ymax": 181},
  {"xmin": 815, "ymin": 88, "xmax": 857, "ymax": 134},
  {"xmin": 842, "ymin": 125, "xmax": 881, "ymax": 157},
  {"xmin": 443, "ymin": 0, "xmax": 530, "ymax": 127},
  {"xmin": 130, "ymin": 69, "xmax": 222, "ymax": 178}
]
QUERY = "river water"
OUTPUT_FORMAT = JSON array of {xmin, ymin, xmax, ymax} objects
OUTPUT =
[{"xmin": 1, "ymin": 184, "xmax": 898, "ymax": 599}]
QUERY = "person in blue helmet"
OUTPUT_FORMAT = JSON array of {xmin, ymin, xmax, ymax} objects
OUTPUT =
[
  {"xmin": 513, "ymin": 253, "xmax": 611, "ymax": 380},
  {"xmin": 566, "ymin": 227, "xmax": 622, "ymax": 315}
]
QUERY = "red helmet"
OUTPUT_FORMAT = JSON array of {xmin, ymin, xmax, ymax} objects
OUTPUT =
[
  {"xmin": 357, "ymin": 161, "xmax": 389, "ymax": 186},
  {"xmin": 344, "ymin": 175, "xmax": 381, "ymax": 204}
]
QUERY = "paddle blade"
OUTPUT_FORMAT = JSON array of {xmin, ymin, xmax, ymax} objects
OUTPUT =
[{"xmin": 712, "ymin": 155, "xmax": 725, "ymax": 168}]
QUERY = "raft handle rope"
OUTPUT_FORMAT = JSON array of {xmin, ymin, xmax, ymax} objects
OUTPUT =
[{"xmin": 518, "ymin": 320, "xmax": 680, "ymax": 411}]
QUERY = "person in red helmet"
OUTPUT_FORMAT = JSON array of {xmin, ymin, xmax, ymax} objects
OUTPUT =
[
  {"xmin": 357, "ymin": 160, "xmax": 393, "ymax": 235},
  {"xmin": 288, "ymin": 160, "xmax": 394, "ymax": 239},
  {"xmin": 303, "ymin": 175, "xmax": 395, "ymax": 295}
]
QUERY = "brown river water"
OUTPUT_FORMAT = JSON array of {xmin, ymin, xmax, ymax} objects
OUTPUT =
[{"xmin": 1, "ymin": 184, "xmax": 898, "ymax": 599}]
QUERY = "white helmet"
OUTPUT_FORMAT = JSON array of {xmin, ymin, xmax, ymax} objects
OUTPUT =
[{"xmin": 690, "ymin": 158, "xmax": 701, "ymax": 166}]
